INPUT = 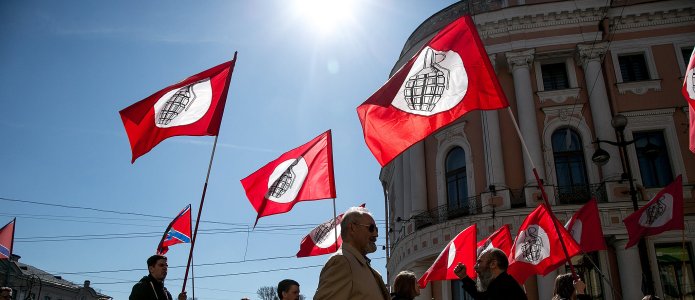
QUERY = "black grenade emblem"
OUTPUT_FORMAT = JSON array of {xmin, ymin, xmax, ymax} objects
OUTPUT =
[
  {"xmin": 156, "ymin": 81, "xmax": 201, "ymax": 126},
  {"xmin": 645, "ymin": 196, "xmax": 667, "ymax": 225},
  {"xmin": 403, "ymin": 48, "xmax": 451, "ymax": 112},
  {"xmin": 313, "ymin": 219, "xmax": 338, "ymax": 244},
  {"xmin": 521, "ymin": 227, "xmax": 543, "ymax": 262},
  {"xmin": 267, "ymin": 159, "xmax": 301, "ymax": 198}
]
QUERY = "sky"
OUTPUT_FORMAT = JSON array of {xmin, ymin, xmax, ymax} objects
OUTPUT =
[{"xmin": 0, "ymin": 1, "xmax": 458, "ymax": 299}]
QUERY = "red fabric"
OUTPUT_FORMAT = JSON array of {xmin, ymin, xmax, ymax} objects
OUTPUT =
[
  {"xmin": 296, "ymin": 203, "xmax": 365, "ymax": 258},
  {"xmin": 477, "ymin": 224, "xmax": 513, "ymax": 259},
  {"xmin": 120, "ymin": 56, "xmax": 237, "ymax": 163},
  {"xmin": 682, "ymin": 47, "xmax": 695, "ymax": 153},
  {"xmin": 241, "ymin": 130, "xmax": 336, "ymax": 225},
  {"xmin": 418, "ymin": 224, "xmax": 476, "ymax": 288},
  {"xmin": 357, "ymin": 15, "xmax": 508, "ymax": 167},
  {"xmin": 564, "ymin": 198, "xmax": 607, "ymax": 253},
  {"xmin": 0, "ymin": 218, "xmax": 15, "ymax": 260},
  {"xmin": 157, "ymin": 204, "xmax": 192, "ymax": 255},
  {"xmin": 508, "ymin": 204, "xmax": 581, "ymax": 284},
  {"xmin": 623, "ymin": 175, "xmax": 684, "ymax": 249}
]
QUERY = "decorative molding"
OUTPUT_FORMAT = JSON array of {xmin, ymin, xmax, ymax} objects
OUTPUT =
[
  {"xmin": 505, "ymin": 49, "xmax": 535, "ymax": 72},
  {"xmin": 576, "ymin": 42, "xmax": 609, "ymax": 66},
  {"xmin": 488, "ymin": 53, "xmax": 497, "ymax": 71},
  {"xmin": 616, "ymin": 80, "xmax": 662, "ymax": 95},
  {"xmin": 610, "ymin": 8, "xmax": 695, "ymax": 33},
  {"xmin": 434, "ymin": 121, "xmax": 467, "ymax": 144},
  {"xmin": 476, "ymin": 7, "xmax": 605, "ymax": 39},
  {"xmin": 537, "ymin": 88, "xmax": 581, "ymax": 104}
]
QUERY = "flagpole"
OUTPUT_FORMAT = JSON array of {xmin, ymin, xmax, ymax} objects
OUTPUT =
[
  {"xmin": 332, "ymin": 198, "xmax": 338, "ymax": 252},
  {"xmin": 182, "ymin": 134, "xmax": 220, "ymax": 294},
  {"xmin": 505, "ymin": 107, "xmax": 578, "ymax": 278}
]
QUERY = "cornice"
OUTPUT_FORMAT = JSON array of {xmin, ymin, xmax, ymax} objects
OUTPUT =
[{"xmin": 610, "ymin": 8, "xmax": 695, "ymax": 33}]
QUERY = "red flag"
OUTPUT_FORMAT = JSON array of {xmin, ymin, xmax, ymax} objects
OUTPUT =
[
  {"xmin": 623, "ymin": 175, "xmax": 684, "ymax": 249},
  {"xmin": 508, "ymin": 205, "xmax": 581, "ymax": 284},
  {"xmin": 564, "ymin": 198, "xmax": 607, "ymax": 253},
  {"xmin": 156, "ymin": 204, "xmax": 192, "ymax": 255},
  {"xmin": 682, "ymin": 47, "xmax": 695, "ymax": 153},
  {"xmin": 418, "ymin": 224, "xmax": 476, "ymax": 288},
  {"xmin": 296, "ymin": 203, "xmax": 365, "ymax": 258},
  {"xmin": 120, "ymin": 54, "xmax": 237, "ymax": 163},
  {"xmin": 357, "ymin": 15, "xmax": 508, "ymax": 166},
  {"xmin": 477, "ymin": 224, "xmax": 513, "ymax": 259},
  {"xmin": 241, "ymin": 130, "xmax": 336, "ymax": 225},
  {"xmin": 0, "ymin": 218, "xmax": 15, "ymax": 260}
]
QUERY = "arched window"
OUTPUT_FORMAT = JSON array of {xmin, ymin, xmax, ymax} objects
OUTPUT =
[
  {"xmin": 446, "ymin": 147, "xmax": 468, "ymax": 216},
  {"xmin": 552, "ymin": 128, "xmax": 589, "ymax": 204}
]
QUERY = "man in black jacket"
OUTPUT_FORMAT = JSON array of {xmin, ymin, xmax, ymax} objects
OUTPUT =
[
  {"xmin": 130, "ymin": 255, "xmax": 186, "ymax": 300},
  {"xmin": 453, "ymin": 247, "xmax": 527, "ymax": 300}
]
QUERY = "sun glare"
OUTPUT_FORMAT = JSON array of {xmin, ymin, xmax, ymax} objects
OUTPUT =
[{"xmin": 293, "ymin": 0, "xmax": 354, "ymax": 34}]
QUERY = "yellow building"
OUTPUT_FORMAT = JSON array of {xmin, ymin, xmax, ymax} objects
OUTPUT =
[{"xmin": 381, "ymin": 1, "xmax": 695, "ymax": 299}]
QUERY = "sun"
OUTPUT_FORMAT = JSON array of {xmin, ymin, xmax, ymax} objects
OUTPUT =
[{"xmin": 292, "ymin": 0, "xmax": 354, "ymax": 34}]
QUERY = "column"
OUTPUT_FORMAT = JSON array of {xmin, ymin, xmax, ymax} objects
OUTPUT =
[
  {"xmin": 393, "ymin": 156, "xmax": 404, "ymax": 235},
  {"xmin": 484, "ymin": 54, "xmax": 507, "ymax": 188},
  {"xmin": 577, "ymin": 42, "xmax": 622, "ymax": 179},
  {"xmin": 411, "ymin": 264, "xmax": 433, "ymax": 300},
  {"xmin": 403, "ymin": 151, "xmax": 413, "ymax": 219},
  {"xmin": 537, "ymin": 269, "xmax": 558, "ymax": 300},
  {"xmin": 505, "ymin": 49, "xmax": 546, "ymax": 184},
  {"xmin": 410, "ymin": 142, "xmax": 427, "ymax": 216},
  {"xmin": 615, "ymin": 239, "xmax": 644, "ymax": 300}
]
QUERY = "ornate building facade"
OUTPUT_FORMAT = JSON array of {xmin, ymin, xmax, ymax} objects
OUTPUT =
[{"xmin": 381, "ymin": 1, "xmax": 695, "ymax": 299}]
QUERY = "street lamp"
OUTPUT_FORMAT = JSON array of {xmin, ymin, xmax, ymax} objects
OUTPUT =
[{"xmin": 591, "ymin": 114, "xmax": 657, "ymax": 296}]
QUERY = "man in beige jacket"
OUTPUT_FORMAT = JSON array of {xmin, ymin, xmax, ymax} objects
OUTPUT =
[{"xmin": 314, "ymin": 206, "xmax": 390, "ymax": 300}]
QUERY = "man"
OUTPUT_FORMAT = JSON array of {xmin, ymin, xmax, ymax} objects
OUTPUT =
[
  {"xmin": 277, "ymin": 279, "xmax": 300, "ymax": 300},
  {"xmin": 0, "ymin": 287, "xmax": 12, "ymax": 300},
  {"xmin": 314, "ymin": 207, "xmax": 389, "ymax": 300},
  {"xmin": 129, "ymin": 254, "xmax": 186, "ymax": 300},
  {"xmin": 453, "ymin": 247, "xmax": 527, "ymax": 300}
]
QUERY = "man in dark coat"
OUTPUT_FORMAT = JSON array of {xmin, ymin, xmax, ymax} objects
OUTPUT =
[
  {"xmin": 453, "ymin": 247, "xmax": 527, "ymax": 300},
  {"xmin": 130, "ymin": 255, "xmax": 186, "ymax": 300}
]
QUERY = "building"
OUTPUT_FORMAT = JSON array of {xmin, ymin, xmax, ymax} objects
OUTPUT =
[
  {"xmin": 381, "ymin": 1, "xmax": 695, "ymax": 299},
  {"xmin": 1, "ymin": 255, "xmax": 111, "ymax": 300}
]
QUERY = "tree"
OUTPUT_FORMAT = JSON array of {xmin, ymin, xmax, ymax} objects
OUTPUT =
[{"xmin": 256, "ymin": 286, "xmax": 278, "ymax": 300}]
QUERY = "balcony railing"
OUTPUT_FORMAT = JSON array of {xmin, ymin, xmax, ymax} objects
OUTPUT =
[
  {"xmin": 555, "ymin": 183, "xmax": 608, "ymax": 205},
  {"xmin": 410, "ymin": 195, "xmax": 481, "ymax": 231}
]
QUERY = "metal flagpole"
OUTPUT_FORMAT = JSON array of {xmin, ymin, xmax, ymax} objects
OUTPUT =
[
  {"xmin": 505, "ymin": 107, "xmax": 578, "ymax": 278},
  {"xmin": 182, "ymin": 135, "xmax": 219, "ymax": 294},
  {"xmin": 181, "ymin": 52, "xmax": 236, "ymax": 295}
]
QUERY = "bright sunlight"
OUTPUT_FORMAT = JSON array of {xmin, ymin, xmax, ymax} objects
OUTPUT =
[{"xmin": 292, "ymin": 0, "xmax": 355, "ymax": 35}]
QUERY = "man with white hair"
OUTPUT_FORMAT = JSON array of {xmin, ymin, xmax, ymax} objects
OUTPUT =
[
  {"xmin": 454, "ymin": 247, "xmax": 527, "ymax": 299},
  {"xmin": 314, "ymin": 206, "xmax": 389, "ymax": 300}
]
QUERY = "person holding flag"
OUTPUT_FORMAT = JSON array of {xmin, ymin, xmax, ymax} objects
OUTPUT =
[
  {"xmin": 453, "ymin": 247, "xmax": 527, "ymax": 300},
  {"xmin": 129, "ymin": 254, "xmax": 186, "ymax": 300}
]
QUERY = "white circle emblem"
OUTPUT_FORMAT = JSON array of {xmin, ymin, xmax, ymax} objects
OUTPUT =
[
  {"xmin": 638, "ymin": 193, "xmax": 674, "ymax": 227},
  {"xmin": 153, "ymin": 79, "xmax": 213, "ymax": 128},
  {"xmin": 266, "ymin": 158, "xmax": 309, "ymax": 204},
  {"xmin": 513, "ymin": 225, "xmax": 551, "ymax": 265},
  {"xmin": 391, "ymin": 46, "xmax": 468, "ymax": 116},
  {"xmin": 446, "ymin": 243, "xmax": 457, "ymax": 268}
]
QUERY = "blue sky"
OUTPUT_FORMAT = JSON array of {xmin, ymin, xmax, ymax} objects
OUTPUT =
[{"xmin": 0, "ymin": 1, "xmax": 457, "ymax": 299}]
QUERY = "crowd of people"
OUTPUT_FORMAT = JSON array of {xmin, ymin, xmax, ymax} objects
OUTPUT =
[{"xmin": 0, "ymin": 206, "xmax": 649, "ymax": 299}]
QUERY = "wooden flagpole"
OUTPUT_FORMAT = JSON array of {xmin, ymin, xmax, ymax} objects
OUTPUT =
[
  {"xmin": 505, "ymin": 107, "xmax": 578, "ymax": 278},
  {"xmin": 182, "ymin": 135, "xmax": 219, "ymax": 294}
]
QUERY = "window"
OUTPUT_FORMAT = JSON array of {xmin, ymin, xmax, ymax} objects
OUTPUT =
[
  {"xmin": 446, "ymin": 147, "xmax": 468, "ymax": 217},
  {"xmin": 682, "ymin": 46, "xmax": 694, "ymax": 70},
  {"xmin": 634, "ymin": 131, "xmax": 673, "ymax": 188},
  {"xmin": 655, "ymin": 243, "xmax": 695, "ymax": 299},
  {"xmin": 552, "ymin": 128, "xmax": 589, "ymax": 204},
  {"xmin": 563, "ymin": 252, "xmax": 605, "ymax": 299},
  {"xmin": 618, "ymin": 53, "xmax": 650, "ymax": 82},
  {"xmin": 541, "ymin": 62, "xmax": 569, "ymax": 90}
]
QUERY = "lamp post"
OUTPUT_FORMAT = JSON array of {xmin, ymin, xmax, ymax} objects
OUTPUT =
[{"xmin": 591, "ymin": 114, "xmax": 657, "ymax": 296}]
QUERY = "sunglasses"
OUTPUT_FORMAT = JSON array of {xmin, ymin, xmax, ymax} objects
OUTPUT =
[{"xmin": 354, "ymin": 223, "xmax": 378, "ymax": 233}]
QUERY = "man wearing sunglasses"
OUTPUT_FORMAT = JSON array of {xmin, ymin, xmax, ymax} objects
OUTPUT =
[
  {"xmin": 314, "ymin": 206, "xmax": 389, "ymax": 300},
  {"xmin": 0, "ymin": 287, "xmax": 12, "ymax": 300}
]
